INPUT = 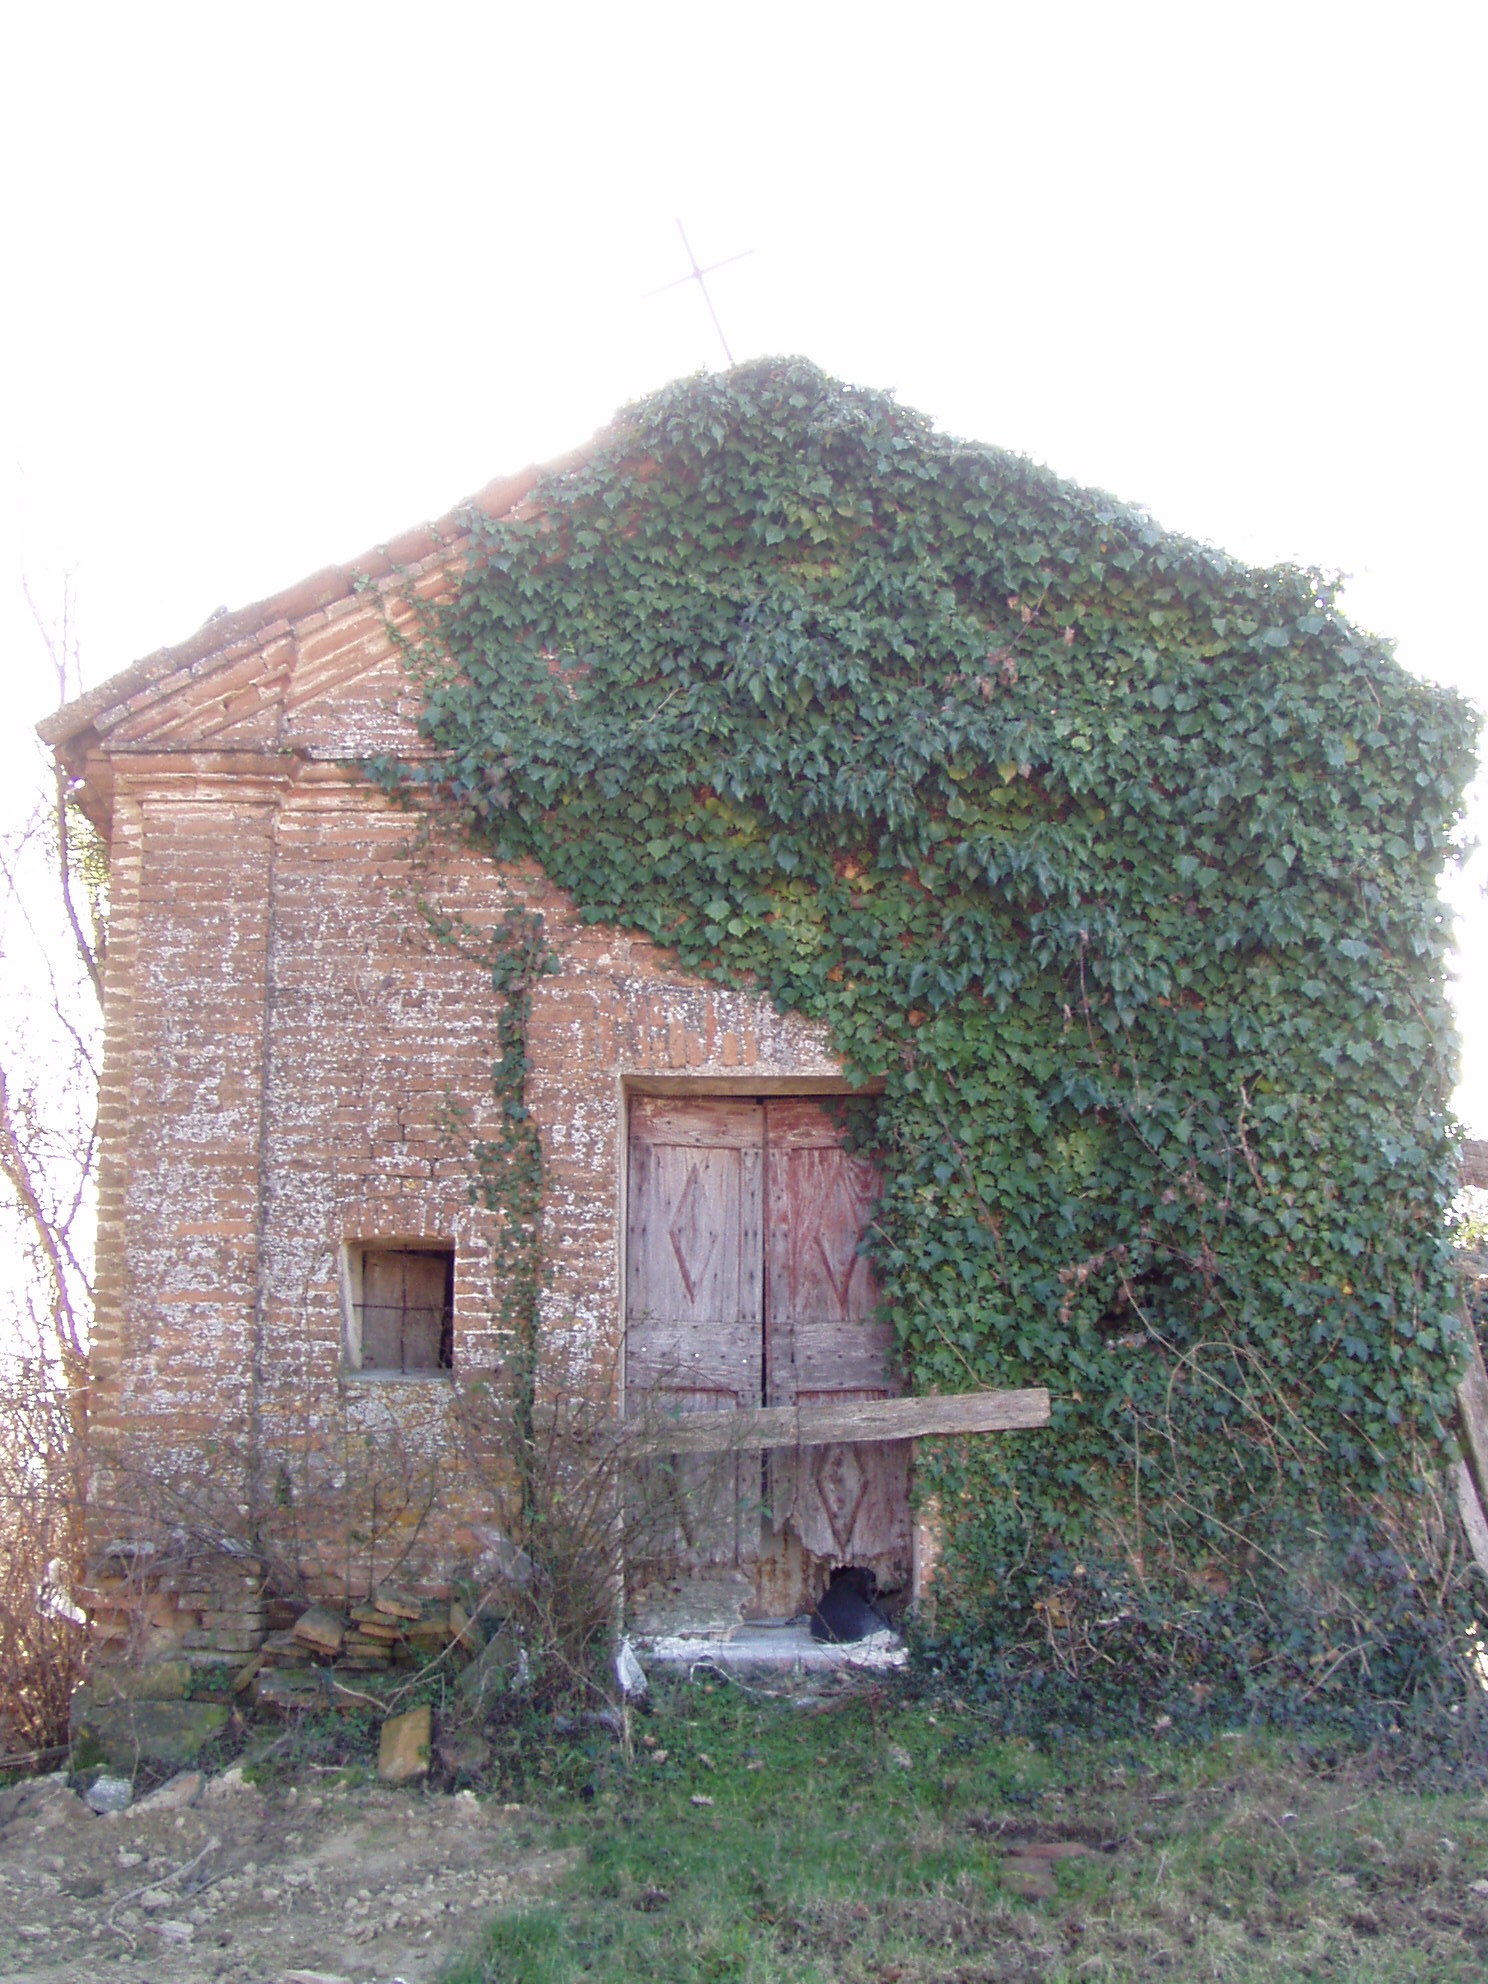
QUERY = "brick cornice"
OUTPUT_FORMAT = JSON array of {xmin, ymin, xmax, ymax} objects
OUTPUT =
[{"xmin": 108, "ymin": 751, "xmax": 309, "ymax": 792}]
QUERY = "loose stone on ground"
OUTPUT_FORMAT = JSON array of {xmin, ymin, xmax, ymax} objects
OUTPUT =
[
  {"xmin": 378, "ymin": 1703, "xmax": 432, "ymax": 1783},
  {"xmin": 0, "ymin": 1765, "xmax": 577, "ymax": 1984}
]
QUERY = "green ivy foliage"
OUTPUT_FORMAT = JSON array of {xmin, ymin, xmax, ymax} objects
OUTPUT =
[{"xmin": 372, "ymin": 359, "xmax": 1479, "ymax": 1679}]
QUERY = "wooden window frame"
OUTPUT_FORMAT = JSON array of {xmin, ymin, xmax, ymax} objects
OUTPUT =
[{"xmin": 340, "ymin": 1240, "xmax": 456, "ymax": 1380}]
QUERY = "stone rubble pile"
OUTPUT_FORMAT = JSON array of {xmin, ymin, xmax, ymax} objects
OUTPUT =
[
  {"xmin": 70, "ymin": 1586, "xmax": 518, "ymax": 1769},
  {"xmin": 247, "ymin": 1591, "xmax": 491, "ymax": 1709}
]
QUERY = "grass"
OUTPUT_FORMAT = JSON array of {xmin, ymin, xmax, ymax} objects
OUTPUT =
[{"xmin": 441, "ymin": 1676, "xmax": 1488, "ymax": 1983}]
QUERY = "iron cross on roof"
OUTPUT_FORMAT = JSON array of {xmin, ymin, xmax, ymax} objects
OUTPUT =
[{"xmin": 648, "ymin": 220, "xmax": 754, "ymax": 367}]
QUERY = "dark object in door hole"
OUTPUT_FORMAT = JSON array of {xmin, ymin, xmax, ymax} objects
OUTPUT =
[{"xmin": 810, "ymin": 1566, "xmax": 890, "ymax": 1643}]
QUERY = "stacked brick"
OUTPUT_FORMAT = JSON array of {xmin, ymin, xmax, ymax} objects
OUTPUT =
[
  {"xmin": 80, "ymin": 1551, "xmax": 265, "ymax": 1666},
  {"xmin": 249, "ymin": 1593, "xmax": 474, "ymax": 1709}
]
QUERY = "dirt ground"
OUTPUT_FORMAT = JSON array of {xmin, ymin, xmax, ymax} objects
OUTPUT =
[{"xmin": 0, "ymin": 1768, "xmax": 574, "ymax": 1984}]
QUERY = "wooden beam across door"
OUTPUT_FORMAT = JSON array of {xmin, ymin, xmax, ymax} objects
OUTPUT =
[{"xmin": 619, "ymin": 1387, "xmax": 1050, "ymax": 1457}]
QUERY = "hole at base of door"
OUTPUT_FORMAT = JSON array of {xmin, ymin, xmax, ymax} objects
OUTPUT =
[{"xmin": 809, "ymin": 1564, "xmax": 893, "ymax": 1643}]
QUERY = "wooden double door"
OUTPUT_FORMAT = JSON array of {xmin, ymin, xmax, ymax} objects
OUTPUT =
[{"xmin": 625, "ymin": 1096, "xmax": 910, "ymax": 1615}]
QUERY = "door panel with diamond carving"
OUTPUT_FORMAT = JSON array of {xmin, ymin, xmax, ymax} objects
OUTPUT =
[
  {"xmin": 625, "ymin": 1098, "xmax": 764, "ymax": 1566},
  {"xmin": 625, "ymin": 1093, "xmax": 908, "ymax": 1612},
  {"xmin": 764, "ymin": 1099, "xmax": 910, "ymax": 1576}
]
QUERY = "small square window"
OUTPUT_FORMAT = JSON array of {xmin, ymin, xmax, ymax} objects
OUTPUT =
[{"xmin": 344, "ymin": 1244, "xmax": 454, "ymax": 1375}]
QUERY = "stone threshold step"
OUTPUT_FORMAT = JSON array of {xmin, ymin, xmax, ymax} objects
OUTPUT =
[{"xmin": 638, "ymin": 1620, "xmax": 907, "ymax": 1671}]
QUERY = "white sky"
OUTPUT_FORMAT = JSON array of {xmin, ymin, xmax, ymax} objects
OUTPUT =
[{"xmin": 3, "ymin": 2, "xmax": 1485, "ymax": 1119}]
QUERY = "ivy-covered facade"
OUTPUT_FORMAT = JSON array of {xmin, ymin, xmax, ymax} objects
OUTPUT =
[{"xmin": 381, "ymin": 359, "xmax": 1480, "ymax": 1708}]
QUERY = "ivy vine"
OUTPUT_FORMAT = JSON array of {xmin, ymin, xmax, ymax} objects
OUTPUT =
[
  {"xmin": 371, "ymin": 359, "xmax": 1481, "ymax": 1703},
  {"xmin": 415, "ymin": 880, "xmax": 556, "ymax": 1493}
]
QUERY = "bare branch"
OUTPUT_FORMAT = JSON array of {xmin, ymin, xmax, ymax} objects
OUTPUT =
[
  {"xmin": 0, "ymin": 1059, "xmax": 87, "ymax": 1384},
  {"xmin": 23, "ymin": 576, "xmax": 103, "ymax": 1006}
]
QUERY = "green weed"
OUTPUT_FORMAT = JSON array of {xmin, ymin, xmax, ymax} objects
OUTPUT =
[{"xmin": 442, "ymin": 1678, "xmax": 1488, "ymax": 1983}]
